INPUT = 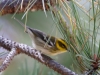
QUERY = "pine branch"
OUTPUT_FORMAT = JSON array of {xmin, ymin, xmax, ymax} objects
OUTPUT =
[
  {"xmin": 0, "ymin": 36, "xmax": 78, "ymax": 75},
  {"xmin": 0, "ymin": 0, "xmax": 55, "ymax": 15}
]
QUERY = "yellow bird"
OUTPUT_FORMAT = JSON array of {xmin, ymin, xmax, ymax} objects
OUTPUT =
[{"xmin": 14, "ymin": 18, "xmax": 68, "ymax": 55}]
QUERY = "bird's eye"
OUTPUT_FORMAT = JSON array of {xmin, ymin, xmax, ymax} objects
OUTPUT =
[
  {"xmin": 61, "ymin": 44, "xmax": 66, "ymax": 48},
  {"xmin": 57, "ymin": 41, "xmax": 67, "ymax": 49}
]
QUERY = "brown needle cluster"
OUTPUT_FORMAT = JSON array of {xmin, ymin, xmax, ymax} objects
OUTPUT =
[{"xmin": 0, "ymin": 0, "xmax": 56, "ymax": 15}]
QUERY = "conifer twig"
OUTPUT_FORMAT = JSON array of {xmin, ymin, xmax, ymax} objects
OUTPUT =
[
  {"xmin": 0, "ymin": 0, "xmax": 55, "ymax": 15},
  {"xmin": 0, "ymin": 48, "xmax": 18, "ymax": 72},
  {"xmin": 0, "ymin": 36, "xmax": 78, "ymax": 75}
]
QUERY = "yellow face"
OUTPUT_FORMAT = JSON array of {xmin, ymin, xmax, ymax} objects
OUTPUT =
[{"xmin": 56, "ymin": 39, "xmax": 68, "ymax": 51}]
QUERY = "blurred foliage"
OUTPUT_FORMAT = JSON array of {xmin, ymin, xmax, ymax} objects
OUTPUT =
[{"xmin": 53, "ymin": 0, "xmax": 100, "ymax": 74}]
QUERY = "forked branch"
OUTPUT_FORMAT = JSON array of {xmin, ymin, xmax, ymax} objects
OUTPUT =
[{"xmin": 0, "ymin": 36, "xmax": 77, "ymax": 75}]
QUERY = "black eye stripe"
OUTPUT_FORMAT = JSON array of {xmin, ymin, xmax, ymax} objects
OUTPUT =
[
  {"xmin": 61, "ymin": 44, "xmax": 66, "ymax": 48},
  {"xmin": 57, "ymin": 41, "xmax": 66, "ymax": 48}
]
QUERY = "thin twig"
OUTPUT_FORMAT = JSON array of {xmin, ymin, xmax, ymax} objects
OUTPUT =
[{"xmin": 0, "ymin": 48, "xmax": 18, "ymax": 72}]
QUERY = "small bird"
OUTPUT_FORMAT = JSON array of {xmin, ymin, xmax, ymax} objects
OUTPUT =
[{"xmin": 14, "ymin": 18, "xmax": 68, "ymax": 55}]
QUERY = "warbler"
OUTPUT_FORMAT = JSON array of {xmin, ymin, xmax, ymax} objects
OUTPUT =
[{"xmin": 14, "ymin": 18, "xmax": 68, "ymax": 55}]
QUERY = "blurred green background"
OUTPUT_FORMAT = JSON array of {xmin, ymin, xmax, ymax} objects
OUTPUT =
[{"xmin": 0, "ymin": 11, "xmax": 72, "ymax": 75}]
